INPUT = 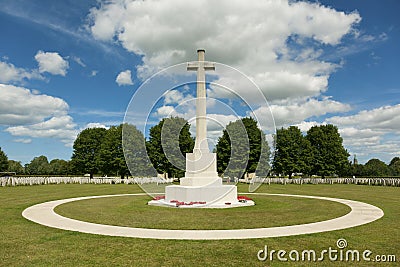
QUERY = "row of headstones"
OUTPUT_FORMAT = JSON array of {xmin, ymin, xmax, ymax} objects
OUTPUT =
[
  {"xmin": 249, "ymin": 177, "xmax": 400, "ymax": 187},
  {"xmin": 0, "ymin": 176, "xmax": 174, "ymax": 187}
]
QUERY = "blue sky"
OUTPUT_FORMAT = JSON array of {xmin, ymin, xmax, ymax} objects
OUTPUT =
[{"xmin": 0, "ymin": 0, "xmax": 399, "ymax": 165}]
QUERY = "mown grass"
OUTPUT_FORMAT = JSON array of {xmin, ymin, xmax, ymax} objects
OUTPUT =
[
  {"xmin": 0, "ymin": 183, "xmax": 398, "ymax": 266},
  {"xmin": 55, "ymin": 193, "xmax": 350, "ymax": 230}
]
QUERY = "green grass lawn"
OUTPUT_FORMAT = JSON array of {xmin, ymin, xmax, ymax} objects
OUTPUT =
[
  {"xmin": 55, "ymin": 193, "xmax": 350, "ymax": 230},
  {"xmin": 0, "ymin": 183, "xmax": 398, "ymax": 266}
]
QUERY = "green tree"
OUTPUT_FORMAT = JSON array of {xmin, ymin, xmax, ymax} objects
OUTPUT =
[
  {"xmin": 216, "ymin": 119, "xmax": 249, "ymax": 178},
  {"xmin": 97, "ymin": 124, "xmax": 129, "ymax": 178},
  {"xmin": 306, "ymin": 124, "xmax": 350, "ymax": 178},
  {"xmin": 0, "ymin": 147, "xmax": 8, "ymax": 172},
  {"xmin": 352, "ymin": 163, "xmax": 366, "ymax": 177},
  {"xmin": 364, "ymin": 158, "xmax": 391, "ymax": 177},
  {"xmin": 123, "ymin": 124, "xmax": 156, "ymax": 177},
  {"xmin": 25, "ymin": 155, "xmax": 49, "ymax": 175},
  {"xmin": 146, "ymin": 117, "xmax": 194, "ymax": 178},
  {"xmin": 389, "ymin": 157, "xmax": 400, "ymax": 176},
  {"xmin": 272, "ymin": 126, "xmax": 313, "ymax": 178},
  {"xmin": 49, "ymin": 159, "xmax": 71, "ymax": 175},
  {"xmin": 71, "ymin": 127, "xmax": 107, "ymax": 178},
  {"xmin": 7, "ymin": 160, "xmax": 24, "ymax": 174},
  {"xmin": 216, "ymin": 117, "xmax": 271, "ymax": 178}
]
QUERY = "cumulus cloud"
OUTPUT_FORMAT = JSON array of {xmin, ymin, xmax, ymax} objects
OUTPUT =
[
  {"xmin": 327, "ymin": 104, "xmax": 400, "ymax": 133},
  {"xmin": 84, "ymin": 122, "xmax": 109, "ymax": 129},
  {"xmin": 13, "ymin": 138, "xmax": 32, "ymax": 144},
  {"xmin": 87, "ymin": 0, "xmax": 360, "ymax": 102},
  {"xmin": 86, "ymin": 0, "xmax": 398, "ymax": 161},
  {"xmin": 253, "ymin": 98, "xmax": 350, "ymax": 129},
  {"xmin": 292, "ymin": 121, "xmax": 321, "ymax": 132},
  {"xmin": 35, "ymin": 50, "xmax": 69, "ymax": 76},
  {"xmin": 5, "ymin": 116, "xmax": 77, "ymax": 145},
  {"xmin": 0, "ymin": 84, "xmax": 78, "ymax": 145},
  {"xmin": 324, "ymin": 105, "xmax": 400, "ymax": 162},
  {"xmin": 154, "ymin": 105, "xmax": 177, "ymax": 117},
  {"xmin": 116, "ymin": 70, "xmax": 133, "ymax": 86},
  {"xmin": 0, "ymin": 84, "xmax": 69, "ymax": 125},
  {"xmin": 0, "ymin": 61, "xmax": 43, "ymax": 83}
]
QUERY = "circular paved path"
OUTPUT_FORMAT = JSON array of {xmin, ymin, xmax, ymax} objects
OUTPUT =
[{"xmin": 22, "ymin": 193, "xmax": 384, "ymax": 240}]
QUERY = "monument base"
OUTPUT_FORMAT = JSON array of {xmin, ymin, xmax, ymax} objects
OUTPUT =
[{"xmin": 148, "ymin": 183, "xmax": 255, "ymax": 208}]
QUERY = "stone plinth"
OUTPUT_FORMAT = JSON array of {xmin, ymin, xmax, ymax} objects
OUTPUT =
[
  {"xmin": 165, "ymin": 184, "xmax": 237, "ymax": 203},
  {"xmin": 162, "ymin": 150, "xmax": 242, "ymax": 207}
]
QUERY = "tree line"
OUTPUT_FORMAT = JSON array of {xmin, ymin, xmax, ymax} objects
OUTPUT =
[
  {"xmin": 1, "ymin": 117, "xmax": 399, "ymax": 178},
  {"xmin": 272, "ymin": 125, "xmax": 400, "ymax": 178}
]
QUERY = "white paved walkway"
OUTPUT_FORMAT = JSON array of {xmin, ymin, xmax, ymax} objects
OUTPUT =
[{"xmin": 22, "ymin": 193, "xmax": 384, "ymax": 240}]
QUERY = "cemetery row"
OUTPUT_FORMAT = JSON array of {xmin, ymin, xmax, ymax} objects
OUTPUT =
[
  {"xmin": 1, "ymin": 176, "xmax": 399, "ymax": 187},
  {"xmin": 0, "ymin": 176, "xmax": 173, "ymax": 187},
  {"xmin": 243, "ymin": 177, "xmax": 400, "ymax": 187}
]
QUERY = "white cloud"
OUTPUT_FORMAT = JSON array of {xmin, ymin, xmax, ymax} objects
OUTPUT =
[
  {"xmin": 116, "ymin": 70, "xmax": 133, "ymax": 86},
  {"xmin": 72, "ymin": 56, "xmax": 86, "ymax": 67},
  {"xmin": 35, "ymin": 50, "xmax": 69, "ymax": 76},
  {"xmin": 5, "ymin": 116, "xmax": 77, "ymax": 145},
  {"xmin": 327, "ymin": 104, "xmax": 400, "ymax": 133},
  {"xmin": 0, "ymin": 84, "xmax": 69, "ymax": 125},
  {"xmin": 154, "ymin": 105, "xmax": 177, "ymax": 117},
  {"xmin": 292, "ymin": 121, "xmax": 321, "ymax": 132},
  {"xmin": 253, "ymin": 98, "xmax": 350, "ymax": 129},
  {"xmin": 13, "ymin": 138, "xmax": 32, "ymax": 144},
  {"xmin": 324, "ymin": 105, "xmax": 400, "ymax": 163},
  {"xmin": 0, "ymin": 84, "xmax": 78, "ymax": 145},
  {"xmin": 85, "ymin": 0, "xmax": 400, "ymax": 162},
  {"xmin": 87, "ymin": 0, "xmax": 360, "ymax": 102},
  {"xmin": 84, "ymin": 122, "xmax": 109, "ymax": 129},
  {"xmin": 163, "ymin": 90, "xmax": 194, "ymax": 105},
  {"xmin": 164, "ymin": 90, "xmax": 184, "ymax": 104},
  {"xmin": 0, "ymin": 61, "xmax": 43, "ymax": 83}
]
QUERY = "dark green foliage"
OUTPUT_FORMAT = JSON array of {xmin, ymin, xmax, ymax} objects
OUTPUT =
[
  {"xmin": 0, "ymin": 147, "xmax": 8, "ymax": 172},
  {"xmin": 146, "ymin": 117, "xmax": 194, "ymax": 178},
  {"xmin": 97, "ymin": 125, "xmax": 129, "ymax": 178},
  {"xmin": 364, "ymin": 158, "xmax": 392, "ymax": 177},
  {"xmin": 389, "ymin": 157, "xmax": 400, "ymax": 176},
  {"xmin": 48, "ymin": 159, "xmax": 71, "ymax": 175},
  {"xmin": 306, "ymin": 124, "xmax": 350, "ymax": 178},
  {"xmin": 25, "ymin": 155, "xmax": 49, "ymax": 175},
  {"xmin": 216, "ymin": 117, "xmax": 271, "ymax": 178},
  {"xmin": 351, "ymin": 163, "xmax": 365, "ymax": 177},
  {"xmin": 7, "ymin": 160, "xmax": 24, "ymax": 174},
  {"xmin": 216, "ymin": 119, "xmax": 249, "ymax": 178},
  {"xmin": 273, "ymin": 126, "xmax": 313, "ymax": 178},
  {"xmin": 123, "ymin": 123, "xmax": 156, "ymax": 177},
  {"xmin": 71, "ymin": 127, "xmax": 107, "ymax": 178}
]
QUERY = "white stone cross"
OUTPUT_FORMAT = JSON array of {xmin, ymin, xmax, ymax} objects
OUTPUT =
[{"xmin": 187, "ymin": 49, "xmax": 215, "ymax": 152}]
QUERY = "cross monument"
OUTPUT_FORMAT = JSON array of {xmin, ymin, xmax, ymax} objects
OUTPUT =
[{"xmin": 149, "ymin": 49, "xmax": 254, "ymax": 208}]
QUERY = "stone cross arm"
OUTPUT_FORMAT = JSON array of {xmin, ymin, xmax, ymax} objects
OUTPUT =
[{"xmin": 187, "ymin": 61, "xmax": 216, "ymax": 71}]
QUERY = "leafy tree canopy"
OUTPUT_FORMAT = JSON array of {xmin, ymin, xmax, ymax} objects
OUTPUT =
[
  {"xmin": 25, "ymin": 155, "xmax": 49, "ymax": 175},
  {"xmin": 49, "ymin": 159, "xmax": 71, "ymax": 175},
  {"xmin": 123, "ymin": 123, "xmax": 156, "ymax": 177},
  {"xmin": 71, "ymin": 127, "xmax": 107, "ymax": 178},
  {"xmin": 389, "ymin": 157, "xmax": 400, "ymax": 176},
  {"xmin": 7, "ymin": 160, "xmax": 24, "ymax": 174},
  {"xmin": 0, "ymin": 147, "xmax": 8, "ymax": 172},
  {"xmin": 306, "ymin": 124, "xmax": 349, "ymax": 178},
  {"xmin": 216, "ymin": 117, "xmax": 270, "ymax": 178},
  {"xmin": 364, "ymin": 158, "xmax": 392, "ymax": 177},
  {"xmin": 97, "ymin": 124, "xmax": 129, "ymax": 178},
  {"xmin": 272, "ymin": 126, "xmax": 313, "ymax": 178},
  {"xmin": 146, "ymin": 117, "xmax": 194, "ymax": 178}
]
